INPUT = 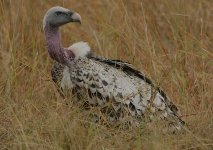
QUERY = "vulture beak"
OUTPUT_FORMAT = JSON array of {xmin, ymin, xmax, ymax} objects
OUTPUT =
[{"xmin": 71, "ymin": 12, "xmax": 82, "ymax": 24}]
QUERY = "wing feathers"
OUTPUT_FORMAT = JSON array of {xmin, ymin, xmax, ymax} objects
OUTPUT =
[
  {"xmin": 88, "ymin": 55, "xmax": 184, "ymax": 122},
  {"xmin": 51, "ymin": 55, "xmax": 185, "ymax": 131}
]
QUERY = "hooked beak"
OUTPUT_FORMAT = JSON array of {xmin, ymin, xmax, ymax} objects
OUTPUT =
[{"xmin": 71, "ymin": 12, "xmax": 82, "ymax": 24}]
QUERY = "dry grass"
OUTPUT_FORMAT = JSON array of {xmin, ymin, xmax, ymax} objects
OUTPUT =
[{"xmin": 0, "ymin": 0, "xmax": 213, "ymax": 149}]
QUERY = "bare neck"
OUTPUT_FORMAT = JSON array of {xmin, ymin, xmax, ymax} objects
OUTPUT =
[{"xmin": 44, "ymin": 24, "xmax": 74, "ymax": 64}]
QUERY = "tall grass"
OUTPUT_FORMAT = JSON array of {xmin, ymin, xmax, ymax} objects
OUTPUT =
[{"xmin": 0, "ymin": 0, "xmax": 212, "ymax": 149}]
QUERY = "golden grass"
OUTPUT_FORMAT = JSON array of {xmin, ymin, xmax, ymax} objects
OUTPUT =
[{"xmin": 0, "ymin": 0, "xmax": 212, "ymax": 149}]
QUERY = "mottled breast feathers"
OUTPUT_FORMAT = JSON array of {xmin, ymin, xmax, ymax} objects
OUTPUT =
[{"xmin": 51, "ymin": 43, "xmax": 185, "ymax": 132}]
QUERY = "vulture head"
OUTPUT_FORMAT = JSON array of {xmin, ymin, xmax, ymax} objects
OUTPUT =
[
  {"xmin": 43, "ymin": 6, "xmax": 87, "ymax": 65},
  {"xmin": 43, "ymin": 6, "xmax": 81, "ymax": 29}
]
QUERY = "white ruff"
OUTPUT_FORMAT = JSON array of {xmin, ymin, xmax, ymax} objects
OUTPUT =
[{"xmin": 68, "ymin": 42, "xmax": 91, "ymax": 59}]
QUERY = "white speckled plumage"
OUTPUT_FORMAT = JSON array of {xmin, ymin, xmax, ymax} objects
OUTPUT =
[
  {"xmin": 52, "ymin": 42, "xmax": 184, "ymax": 131},
  {"xmin": 44, "ymin": 6, "xmax": 185, "ymax": 132}
]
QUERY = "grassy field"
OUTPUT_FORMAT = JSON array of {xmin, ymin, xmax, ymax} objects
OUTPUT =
[{"xmin": 0, "ymin": 0, "xmax": 212, "ymax": 149}]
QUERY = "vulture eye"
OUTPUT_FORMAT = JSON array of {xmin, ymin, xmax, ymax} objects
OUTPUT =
[{"xmin": 55, "ymin": 11, "xmax": 63, "ymax": 16}]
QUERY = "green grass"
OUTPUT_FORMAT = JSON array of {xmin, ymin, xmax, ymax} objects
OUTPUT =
[{"xmin": 0, "ymin": 0, "xmax": 212, "ymax": 149}]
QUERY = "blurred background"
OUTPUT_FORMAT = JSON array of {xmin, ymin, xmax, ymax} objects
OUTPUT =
[{"xmin": 0, "ymin": 0, "xmax": 212, "ymax": 149}]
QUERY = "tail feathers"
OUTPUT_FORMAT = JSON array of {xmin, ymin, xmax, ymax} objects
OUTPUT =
[{"xmin": 149, "ymin": 92, "xmax": 185, "ymax": 133}]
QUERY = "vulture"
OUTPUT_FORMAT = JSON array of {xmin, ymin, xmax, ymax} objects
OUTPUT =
[{"xmin": 43, "ymin": 6, "xmax": 185, "ymax": 132}]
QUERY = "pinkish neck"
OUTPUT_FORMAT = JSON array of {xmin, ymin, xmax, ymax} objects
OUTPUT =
[{"xmin": 44, "ymin": 25, "xmax": 74, "ymax": 64}]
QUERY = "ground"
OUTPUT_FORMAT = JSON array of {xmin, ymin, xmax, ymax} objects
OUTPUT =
[{"xmin": 0, "ymin": 0, "xmax": 212, "ymax": 149}]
